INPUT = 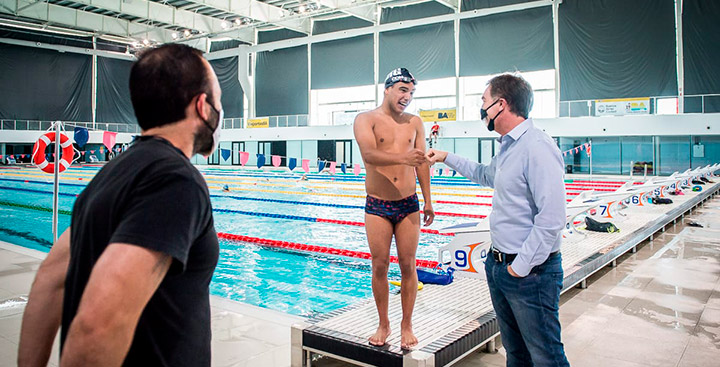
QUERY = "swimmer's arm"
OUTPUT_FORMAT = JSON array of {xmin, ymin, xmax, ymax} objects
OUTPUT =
[
  {"xmin": 18, "ymin": 229, "xmax": 71, "ymax": 367},
  {"xmin": 60, "ymin": 244, "xmax": 171, "ymax": 367},
  {"xmin": 353, "ymin": 114, "xmax": 423, "ymax": 166}
]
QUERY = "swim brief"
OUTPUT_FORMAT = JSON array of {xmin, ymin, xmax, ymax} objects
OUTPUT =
[{"xmin": 365, "ymin": 194, "xmax": 420, "ymax": 225}]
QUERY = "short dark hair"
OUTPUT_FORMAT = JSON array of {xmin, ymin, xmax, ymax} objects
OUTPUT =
[
  {"xmin": 129, "ymin": 44, "xmax": 213, "ymax": 130},
  {"xmin": 487, "ymin": 74, "xmax": 533, "ymax": 119}
]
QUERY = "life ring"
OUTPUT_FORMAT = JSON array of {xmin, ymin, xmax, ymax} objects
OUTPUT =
[{"xmin": 32, "ymin": 132, "xmax": 74, "ymax": 174}]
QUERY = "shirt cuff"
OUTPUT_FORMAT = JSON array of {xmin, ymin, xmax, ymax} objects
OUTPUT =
[
  {"xmin": 444, "ymin": 152, "xmax": 461, "ymax": 169},
  {"xmin": 510, "ymin": 258, "xmax": 532, "ymax": 277}
]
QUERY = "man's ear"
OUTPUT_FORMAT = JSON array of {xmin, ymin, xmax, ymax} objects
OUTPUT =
[{"xmin": 195, "ymin": 93, "xmax": 209, "ymax": 120}]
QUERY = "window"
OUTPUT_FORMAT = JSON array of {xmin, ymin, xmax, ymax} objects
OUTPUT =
[
  {"xmin": 461, "ymin": 69, "xmax": 556, "ymax": 120},
  {"xmin": 380, "ymin": 77, "xmax": 456, "ymax": 117},
  {"xmin": 311, "ymin": 85, "xmax": 375, "ymax": 126}
]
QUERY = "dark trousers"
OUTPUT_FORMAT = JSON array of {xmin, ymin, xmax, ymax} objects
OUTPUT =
[{"xmin": 485, "ymin": 252, "xmax": 570, "ymax": 367}]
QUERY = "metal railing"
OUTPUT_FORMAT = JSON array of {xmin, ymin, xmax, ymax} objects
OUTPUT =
[
  {"xmin": 559, "ymin": 93, "xmax": 720, "ymax": 118},
  {"xmin": 2, "ymin": 115, "xmax": 310, "ymax": 133},
  {"xmin": 0, "ymin": 119, "xmax": 141, "ymax": 133}
]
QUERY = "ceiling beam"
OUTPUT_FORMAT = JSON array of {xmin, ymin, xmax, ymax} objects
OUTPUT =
[
  {"xmin": 433, "ymin": 0, "xmax": 458, "ymax": 11},
  {"xmin": 180, "ymin": 0, "xmax": 311, "ymax": 34},
  {"xmin": 0, "ymin": 0, "xmax": 178, "ymax": 42},
  {"xmin": 314, "ymin": 0, "xmax": 377, "ymax": 23}
]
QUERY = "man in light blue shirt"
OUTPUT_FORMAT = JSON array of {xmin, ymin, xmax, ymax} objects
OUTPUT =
[{"xmin": 427, "ymin": 74, "xmax": 569, "ymax": 367}]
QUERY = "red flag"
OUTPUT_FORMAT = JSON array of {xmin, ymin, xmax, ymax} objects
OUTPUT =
[
  {"xmin": 81, "ymin": 151, "xmax": 85, "ymax": 156},
  {"xmin": 586, "ymin": 144, "xmax": 592, "ymax": 157}
]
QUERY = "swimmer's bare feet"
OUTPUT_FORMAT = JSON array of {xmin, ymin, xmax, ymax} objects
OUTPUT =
[
  {"xmin": 369, "ymin": 325, "xmax": 391, "ymax": 347},
  {"xmin": 400, "ymin": 322, "xmax": 418, "ymax": 350}
]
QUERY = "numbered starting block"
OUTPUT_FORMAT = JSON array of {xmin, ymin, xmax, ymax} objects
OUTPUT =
[{"xmin": 437, "ymin": 220, "xmax": 492, "ymax": 280}]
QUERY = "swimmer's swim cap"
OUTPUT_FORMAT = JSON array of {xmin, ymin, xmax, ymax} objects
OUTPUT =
[{"xmin": 384, "ymin": 67, "xmax": 416, "ymax": 89}]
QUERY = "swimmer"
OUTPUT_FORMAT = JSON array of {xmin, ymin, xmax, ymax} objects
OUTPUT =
[
  {"xmin": 222, "ymin": 184, "xmax": 230, "ymax": 192},
  {"xmin": 300, "ymin": 174, "xmax": 308, "ymax": 181},
  {"xmin": 353, "ymin": 67, "xmax": 434, "ymax": 349}
]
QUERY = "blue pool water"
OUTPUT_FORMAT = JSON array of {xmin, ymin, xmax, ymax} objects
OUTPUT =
[{"xmin": 0, "ymin": 167, "xmax": 488, "ymax": 316}]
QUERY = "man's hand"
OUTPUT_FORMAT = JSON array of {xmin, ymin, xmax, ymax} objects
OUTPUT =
[
  {"xmin": 422, "ymin": 204, "xmax": 435, "ymax": 227},
  {"xmin": 507, "ymin": 265, "xmax": 522, "ymax": 278},
  {"xmin": 403, "ymin": 149, "xmax": 428, "ymax": 167},
  {"xmin": 426, "ymin": 149, "xmax": 448, "ymax": 165}
]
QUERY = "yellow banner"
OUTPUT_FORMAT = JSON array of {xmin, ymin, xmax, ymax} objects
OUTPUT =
[
  {"xmin": 246, "ymin": 117, "xmax": 269, "ymax": 128},
  {"xmin": 419, "ymin": 108, "xmax": 456, "ymax": 122}
]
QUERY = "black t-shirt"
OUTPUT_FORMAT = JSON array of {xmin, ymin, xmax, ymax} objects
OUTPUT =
[{"xmin": 62, "ymin": 136, "xmax": 219, "ymax": 366}]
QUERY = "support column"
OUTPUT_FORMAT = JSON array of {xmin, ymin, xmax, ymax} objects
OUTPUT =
[
  {"xmin": 552, "ymin": 0, "xmax": 561, "ymax": 117},
  {"xmin": 675, "ymin": 0, "xmax": 684, "ymax": 113},
  {"xmin": 91, "ymin": 36, "xmax": 98, "ymax": 129},
  {"xmin": 373, "ymin": 5, "xmax": 380, "ymax": 107},
  {"xmin": 454, "ymin": 6, "xmax": 461, "ymax": 120}
]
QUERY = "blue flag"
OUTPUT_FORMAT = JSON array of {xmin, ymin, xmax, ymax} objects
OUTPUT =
[
  {"xmin": 318, "ymin": 160, "xmax": 326, "ymax": 172},
  {"xmin": 452, "ymin": 170, "xmax": 457, "ymax": 177},
  {"xmin": 340, "ymin": 163, "xmax": 347, "ymax": 174},
  {"xmin": 288, "ymin": 158, "xmax": 297, "ymax": 171},
  {"xmin": 74, "ymin": 127, "xmax": 89, "ymax": 148},
  {"xmin": 438, "ymin": 168, "xmax": 444, "ymax": 176},
  {"xmin": 256, "ymin": 154, "xmax": 266, "ymax": 168},
  {"xmin": 220, "ymin": 149, "xmax": 231, "ymax": 162}
]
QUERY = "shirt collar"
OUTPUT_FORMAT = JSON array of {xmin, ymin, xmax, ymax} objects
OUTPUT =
[{"xmin": 504, "ymin": 118, "xmax": 533, "ymax": 142}]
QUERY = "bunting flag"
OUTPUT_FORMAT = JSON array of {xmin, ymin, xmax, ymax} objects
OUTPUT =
[
  {"xmin": 302, "ymin": 159, "xmax": 310, "ymax": 173},
  {"xmin": 430, "ymin": 167, "xmax": 436, "ymax": 177},
  {"xmin": 353, "ymin": 163, "xmax": 361, "ymax": 175},
  {"xmin": 102, "ymin": 131, "xmax": 117, "ymax": 150},
  {"xmin": 318, "ymin": 160, "xmax": 326, "ymax": 172},
  {"xmin": 586, "ymin": 144, "xmax": 592, "ymax": 157},
  {"xmin": 574, "ymin": 147, "xmax": 579, "ymax": 154},
  {"xmin": 100, "ymin": 148, "xmax": 105, "ymax": 154},
  {"xmin": 340, "ymin": 163, "xmax": 347, "ymax": 174},
  {"xmin": 256, "ymin": 154, "xmax": 266, "ymax": 168},
  {"xmin": 0, "ymin": 155, "xmax": 3, "ymax": 160},
  {"xmin": 81, "ymin": 151, "xmax": 86, "ymax": 156},
  {"xmin": 563, "ymin": 152, "xmax": 567, "ymax": 157},
  {"xmin": 10, "ymin": 155, "xmax": 15, "ymax": 159},
  {"xmin": 452, "ymin": 170, "xmax": 457, "ymax": 177},
  {"xmin": 272, "ymin": 155, "xmax": 281, "ymax": 168},
  {"xmin": 240, "ymin": 151, "xmax": 249, "ymax": 166},
  {"xmin": 580, "ymin": 145, "xmax": 585, "ymax": 151},
  {"xmin": 220, "ymin": 149, "xmax": 231, "ymax": 162},
  {"xmin": 438, "ymin": 168, "xmax": 444, "ymax": 176},
  {"xmin": 288, "ymin": 158, "xmax": 297, "ymax": 171},
  {"xmin": 329, "ymin": 162, "xmax": 337, "ymax": 174},
  {"xmin": 74, "ymin": 127, "xmax": 89, "ymax": 148}
]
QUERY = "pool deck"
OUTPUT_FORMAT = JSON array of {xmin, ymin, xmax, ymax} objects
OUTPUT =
[{"xmin": 0, "ymin": 240, "xmax": 304, "ymax": 367}]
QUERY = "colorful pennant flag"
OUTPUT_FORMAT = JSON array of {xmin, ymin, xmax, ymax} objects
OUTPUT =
[
  {"xmin": 240, "ymin": 151, "xmax": 249, "ymax": 166},
  {"xmin": 74, "ymin": 127, "xmax": 89, "ymax": 148},
  {"xmin": 256, "ymin": 154, "xmax": 266, "ymax": 168},
  {"xmin": 288, "ymin": 158, "xmax": 297, "ymax": 171},
  {"xmin": 302, "ymin": 159, "xmax": 310, "ymax": 173},
  {"xmin": 318, "ymin": 160, "xmax": 326, "ymax": 172},
  {"xmin": 102, "ymin": 131, "xmax": 117, "ymax": 150},
  {"xmin": 220, "ymin": 149, "xmax": 231, "ymax": 161},
  {"xmin": 340, "ymin": 163, "xmax": 347, "ymax": 174},
  {"xmin": 329, "ymin": 162, "xmax": 337, "ymax": 174},
  {"xmin": 272, "ymin": 155, "xmax": 281, "ymax": 167},
  {"xmin": 353, "ymin": 163, "xmax": 361, "ymax": 175}
]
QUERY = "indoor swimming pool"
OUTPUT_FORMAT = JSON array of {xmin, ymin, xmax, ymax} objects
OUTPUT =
[{"xmin": 0, "ymin": 166, "xmax": 492, "ymax": 316}]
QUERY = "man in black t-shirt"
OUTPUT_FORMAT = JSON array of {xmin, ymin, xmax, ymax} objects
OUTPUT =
[{"xmin": 19, "ymin": 44, "xmax": 223, "ymax": 366}]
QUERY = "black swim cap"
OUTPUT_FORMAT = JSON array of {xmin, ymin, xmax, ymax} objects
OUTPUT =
[{"xmin": 384, "ymin": 67, "xmax": 416, "ymax": 89}]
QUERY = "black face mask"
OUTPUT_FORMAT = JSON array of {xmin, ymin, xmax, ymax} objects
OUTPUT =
[{"xmin": 480, "ymin": 99, "xmax": 503, "ymax": 132}]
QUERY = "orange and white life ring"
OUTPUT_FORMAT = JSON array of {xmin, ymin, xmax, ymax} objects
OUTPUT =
[{"xmin": 32, "ymin": 132, "xmax": 74, "ymax": 174}]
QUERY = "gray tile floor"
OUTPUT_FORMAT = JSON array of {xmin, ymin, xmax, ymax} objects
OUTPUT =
[{"xmin": 1, "ymin": 197, "xmax": 719, "ymax": 367}]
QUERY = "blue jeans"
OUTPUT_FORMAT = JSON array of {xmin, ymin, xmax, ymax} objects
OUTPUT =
[{"xmin": 485, "ymin": 252, "xmax": 570, "ymax": 367}]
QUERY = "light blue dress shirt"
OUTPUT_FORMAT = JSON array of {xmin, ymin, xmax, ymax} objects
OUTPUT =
[{"xmin": 444, "ymin": 119, "xmax": 566, "ymax": 277}]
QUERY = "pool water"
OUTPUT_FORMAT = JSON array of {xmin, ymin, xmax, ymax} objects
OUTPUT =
[{"xmin": 0, "ymin": 166, "xmax": 490, "ymax": 316}]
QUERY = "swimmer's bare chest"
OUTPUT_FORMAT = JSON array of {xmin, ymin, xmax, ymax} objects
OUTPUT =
[{"xmin": 365, "ymin": 118, "xmax": 418, "ymax": 200}]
